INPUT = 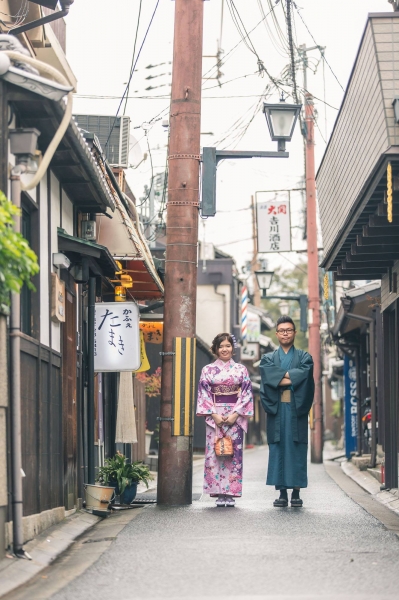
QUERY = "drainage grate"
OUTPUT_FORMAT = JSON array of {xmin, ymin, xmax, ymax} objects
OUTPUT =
[{"xmin": 132, "ymin": 493, "xmax": 202, "ymax": 504}]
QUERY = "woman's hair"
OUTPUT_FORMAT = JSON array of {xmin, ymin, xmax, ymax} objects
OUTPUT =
[{"xmin": 211, "ymin": 332, "xmax": 234, "ymax": 356}]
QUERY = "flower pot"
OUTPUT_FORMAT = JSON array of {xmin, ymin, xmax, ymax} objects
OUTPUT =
[
  {"xmin": 84, "ymin": 484, "xmax": 115, "ymax": 510},
  {"xmin": 120, "ymin": 481, "xmax": 138, "ymax": 505}
]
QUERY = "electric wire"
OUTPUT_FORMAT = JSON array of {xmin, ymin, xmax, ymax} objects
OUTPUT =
[
  {"xmin": 123, "ymin": 0, "xmax": 142, "ymax": 115},
  {"xmin": 293, "ymin": 3, "xmax": 344, "ymax": 92},
  {"xmin": 104, "ymin": 0, "xmax": 160, "ymax": 152}
]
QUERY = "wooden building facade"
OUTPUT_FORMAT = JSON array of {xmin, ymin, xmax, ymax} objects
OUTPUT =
[{"xmin": 317, "ymin": 12, "xmax": 399, "ymax": 488}]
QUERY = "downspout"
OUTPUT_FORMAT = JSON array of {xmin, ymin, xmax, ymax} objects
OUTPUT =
[
  {"xmin": 355, "ymin": 345, "xmax": 362, "ymax": 456},
  {"xmin": 87, "ymin": 276, "xmax": 95, "ymax": 484},
  {"xmin": 9, "ymin": 165, "xmax": 29, "ymax": 558},
  {"xmin": 11, "ymin": 1, "xmax": 74, "ymax": 36},
  {"xmin": 345, "ymin": 312, "xmax": 377, "ymax": 468}
]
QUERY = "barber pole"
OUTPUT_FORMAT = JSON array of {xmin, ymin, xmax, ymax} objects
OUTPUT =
[{"xmin": 241, "ymin": 285, "xmax": 248, "ymax": 342}]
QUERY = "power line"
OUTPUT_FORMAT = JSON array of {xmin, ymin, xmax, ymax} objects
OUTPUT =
[
  {"xmin": 124, "ymin": 0, "xmax": 143, "ymax": 115},
  {"xmin": 104, "ymin": 0, "xmax": 160, "ymax": 152},
  {"xmin": 293, "ymin": 3, "xmax": 344, "ymax": 92},
  {"xmin": 285, "ymin": 0, "xmax": 299, "ymax": 104}
]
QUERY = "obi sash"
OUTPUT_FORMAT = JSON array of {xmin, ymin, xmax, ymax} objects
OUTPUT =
[{"xmin": 211, "ymin": 387, "xmax": 240, "ymax": 406}]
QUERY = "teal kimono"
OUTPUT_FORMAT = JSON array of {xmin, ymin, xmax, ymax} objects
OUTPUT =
[{"xmin": 260, "ymin": 346, "xmax": 314, "ymax": 489}]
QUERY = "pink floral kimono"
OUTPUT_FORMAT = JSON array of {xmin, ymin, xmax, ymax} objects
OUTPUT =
[{"xmin": 196, "ymin": 359, "xmax": 254, "ymax": 497}]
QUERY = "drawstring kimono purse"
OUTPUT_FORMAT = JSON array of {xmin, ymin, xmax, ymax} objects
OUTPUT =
[{"xmin": 214, "ymin": 428, "xmax": 234, "ymax": 457}]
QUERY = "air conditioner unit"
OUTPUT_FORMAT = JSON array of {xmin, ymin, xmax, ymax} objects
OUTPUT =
[{"xmin": 73, "ymin": 114, "xmax": 130, "ymax": 168}]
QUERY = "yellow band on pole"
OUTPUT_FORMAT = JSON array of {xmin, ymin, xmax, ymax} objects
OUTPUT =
[{"xmin": 387, "ymin": 161, "xmax": 393, "ymax": 223}]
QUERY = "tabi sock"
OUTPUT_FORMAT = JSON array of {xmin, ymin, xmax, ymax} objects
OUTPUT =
[
  {"xmin": 279, "ymin": 489, "xmax": 288, "ymax": 501},
  {"xmin": 291, "ymin": 489, "xmax": 300, "ymax": 500}
]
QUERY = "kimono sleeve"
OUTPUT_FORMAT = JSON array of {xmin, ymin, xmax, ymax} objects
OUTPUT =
[
  {"xmin": 259, "ymin": 352, "xmax": 285, "ymax": 415},
  {"xmin": 233, "ymin": 366, "xmax": 254, "ymax": 417},
  {"xmin": 196, "ymin": 367, "xmax": 214, "ymax": 416},
  {"xmin": 288, "ymin": 351, "xmax": 315, "ymax": 416}
]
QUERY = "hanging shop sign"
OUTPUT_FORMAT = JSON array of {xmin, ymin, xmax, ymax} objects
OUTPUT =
[
  {"xmin": 94, "ymin": 302, "xmax": 140, "ymax": 372},
  {"xmin": 133, "ymin": 331, "xmax": 151, "ymax": 373},
  {"xmin": 139, "ymin": 321, "xmax": 163, "ymax": 343},
  {"xmin": 257, "ymin": 199, "xmax": 291, "ymax": 253},
  {"xmin": 241, "ymin": 342, "xmax": 260, "ymax": 361},
  {"xmin": 344, "ymin": 355, "xmax": 358, "ymax": 458},
  {"xmin": 247, "ymin": 311, "xmax": 261, "ymax": 343}
]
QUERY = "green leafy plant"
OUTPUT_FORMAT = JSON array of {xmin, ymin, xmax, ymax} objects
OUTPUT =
[
  {"xmin": 0, "ymin": 190, "xmax": 39, "ymax": 309},
  {"xmin": 96, "ymin": 451, "xmax": 152, "ymax": 495}
]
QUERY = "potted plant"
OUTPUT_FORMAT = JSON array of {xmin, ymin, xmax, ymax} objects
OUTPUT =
[{"xmin": 96, "ymin": 451, "xmax": 152, "ymax": 505}]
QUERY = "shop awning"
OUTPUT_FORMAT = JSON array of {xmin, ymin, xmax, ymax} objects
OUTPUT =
[
  {"xmin": 96, "ymin": 195, "xmax": 164, "ymax": 301},
  {"xmin": 58, "ymin": 228, "xmax": 118, "ymax": 278}
]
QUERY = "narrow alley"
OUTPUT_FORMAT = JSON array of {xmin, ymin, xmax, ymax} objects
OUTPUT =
[{"xmin": 4, "ymin": 449, "xmax": 399, "ymax": 600}]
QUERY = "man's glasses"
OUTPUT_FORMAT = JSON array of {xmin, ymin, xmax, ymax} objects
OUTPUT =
[{"xmin": 276, "ymin": 328, "xmax": 295, "ymax": 335}]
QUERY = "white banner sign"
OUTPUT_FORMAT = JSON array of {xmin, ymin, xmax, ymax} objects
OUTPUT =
[
  {"xmin": 247, "ymin": 312, "xmax": 261, "ymax": 343},
  {"xmin": 241, "ymin": 343, "xmax": 260, "ymax": 361},
  {"xmin": 257, "ymin": 199, "xmax": 291, "ymax": 253},
  {"xmin": 94, "ymin": 302, "xmax": 140, "ymax": 372}
]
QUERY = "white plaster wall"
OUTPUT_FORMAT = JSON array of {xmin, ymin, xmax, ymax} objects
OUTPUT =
[
  {"xmin": 39, "ymin": 177, "xmax": 50, "ymax": 347},
  {"xmin": 50, "ymin": 172, "xmax": 61, "ymax": 353},
  {"xmin": 61, "ymin": 190, "xmax": 74, "ymax": 235},
  {"xmin": 196, "ymin": 285, "xmax": 231, "ymax": 346}
]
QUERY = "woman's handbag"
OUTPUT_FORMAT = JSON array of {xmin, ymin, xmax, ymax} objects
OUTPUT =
[{"xmin": 214, "ymin": 429, "xmax": 234, "ymax": 457}]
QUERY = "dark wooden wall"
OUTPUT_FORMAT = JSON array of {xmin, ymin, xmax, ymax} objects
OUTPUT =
[{"xmin": 20, "ymin": 338, "xmax": 63, "ymax": 516}]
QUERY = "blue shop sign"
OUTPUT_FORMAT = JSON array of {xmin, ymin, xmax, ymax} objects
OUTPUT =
[{"xmin": 344, "ymin": 355, "xmax": 358, "ymax": 458}]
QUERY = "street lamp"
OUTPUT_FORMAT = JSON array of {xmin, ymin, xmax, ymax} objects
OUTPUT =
[
  {"xmin": 255, "ymin": 270, "xmax": 274, "ymax": 299},
  {"xmin": 263, "ymin": 98, "xmax": 302, "ymax": 152},
  {"xmin": 279, "ymin": 300, "xmax": 289, "ymax": 316}
]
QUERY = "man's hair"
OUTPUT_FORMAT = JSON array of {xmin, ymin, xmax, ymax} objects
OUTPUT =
[{"xmin": 276, "ymin": 315, "xmax": 296, "ymax": 331}]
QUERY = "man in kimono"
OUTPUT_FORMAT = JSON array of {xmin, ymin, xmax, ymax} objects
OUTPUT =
[{"xmin": 260, "ymin": 316, "xmax": 314, "ymax": 508}]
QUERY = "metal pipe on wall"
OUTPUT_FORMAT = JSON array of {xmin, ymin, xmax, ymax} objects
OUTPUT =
[
  {"xmin": 87, "ymin": 277, "xmax": 96, "ymax": 484},
  {"xmin": 9, "ymin": 168, "xmax": 27, "ymax": 558}
]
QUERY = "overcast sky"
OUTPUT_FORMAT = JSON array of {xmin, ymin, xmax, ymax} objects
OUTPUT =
[{"xmin": 66, "ymin": 0, "xmax": 389, "ymax": 273}]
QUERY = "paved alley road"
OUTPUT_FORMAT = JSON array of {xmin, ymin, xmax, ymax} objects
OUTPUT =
[{"xmin": 8, "ymin": 448, "xmax": 399, "ymax": 600}]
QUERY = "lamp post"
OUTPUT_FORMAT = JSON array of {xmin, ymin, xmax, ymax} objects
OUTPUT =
[
  {"xmin": 255, "ymin": 270, "xmax": 274, "ymax": 299},
  {"xmin": 201, "ymin": 99, "xmax": 301, "ymax": 217}
]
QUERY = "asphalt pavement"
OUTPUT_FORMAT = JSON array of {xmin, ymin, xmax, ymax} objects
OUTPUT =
[{"xmin": 5, "ymin": 447, "xmax": 399, "ymax": 600}]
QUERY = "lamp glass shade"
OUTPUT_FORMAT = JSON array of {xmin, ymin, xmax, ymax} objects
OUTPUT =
[
  {"xmin": 279, "ymin": 301, "xmax": 289, "ymax": 316},
  {"xmin": 263, "ymin": 101, "xmax": 301, "ymax": 141},
  {"xmin": 255, "ymin": 270, "xmax": 274, "ymax": 290}
]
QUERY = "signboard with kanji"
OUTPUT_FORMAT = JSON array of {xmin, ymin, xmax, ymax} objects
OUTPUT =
[
  {"xmin": 257, "ymin": 199, "xmax": 291, "ymax": 253},
  {"xmin": 247, "ymin": 312, "xmax": 261, "ymax": 343},
  {"xmin": 94, "ymin": 302, "xmax": 140, "ymax": 372},
  {"xmin": 241, "ymin": 343, "xmax": 260, "ymax": 361}
]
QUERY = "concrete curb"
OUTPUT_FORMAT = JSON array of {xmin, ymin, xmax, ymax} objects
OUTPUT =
[
  {"xmin": 341, "ymin": 460, "xmax": 399, "ymax": 517},
  {"xmin": 0, "ymin": 510, "xmax": 101, "ymax": 599}
]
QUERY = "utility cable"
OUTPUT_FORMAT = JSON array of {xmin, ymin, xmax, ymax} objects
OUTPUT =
[
  {"xmin": 104, "ymin": 0, "xmax": 160, "ymax": 152},
  {"xmin": 4, "ymin": 51, "xmax": 73, "ymax": 191},
  {"xmin": 293, "ymin": 3, "xmax": 344, "ymax": 91},
  {"xmin": 285, "ymin": 0, "xmax": 299, "ymax": 104},
  {"xmin": 124, "ymin": 0, "xmax": 142, "ymax": 115}
]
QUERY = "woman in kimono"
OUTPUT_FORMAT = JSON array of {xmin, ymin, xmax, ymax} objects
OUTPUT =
[{"xmin": 196, "ymin": 333, "xmax": 254, "ymax": 507}]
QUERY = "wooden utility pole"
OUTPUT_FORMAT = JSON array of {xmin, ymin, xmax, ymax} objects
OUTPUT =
[
  {"xmin": 305, "ymin": 92, "xmax": 323, "ymax": 464},
  {"xmin": 157, "ymin": 0, "xmax": 204, "ymax": 505}
]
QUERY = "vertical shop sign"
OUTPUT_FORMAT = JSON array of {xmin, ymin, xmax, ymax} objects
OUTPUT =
[
  {"xmin": 344, "ymin": 355, "xmax": 358, "ymax": 458},
  {"xmin": 257, "ymin": 199, "xmax": 291, "ymax": 253},
  {"xmin": 94, "ymin": 302, "xmax": 140, "ymax": 372}
]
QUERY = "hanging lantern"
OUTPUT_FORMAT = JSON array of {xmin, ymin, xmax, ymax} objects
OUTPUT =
[{"xmin": 114, "ymin": 286, "xmax": 126, "ymax": 302}]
